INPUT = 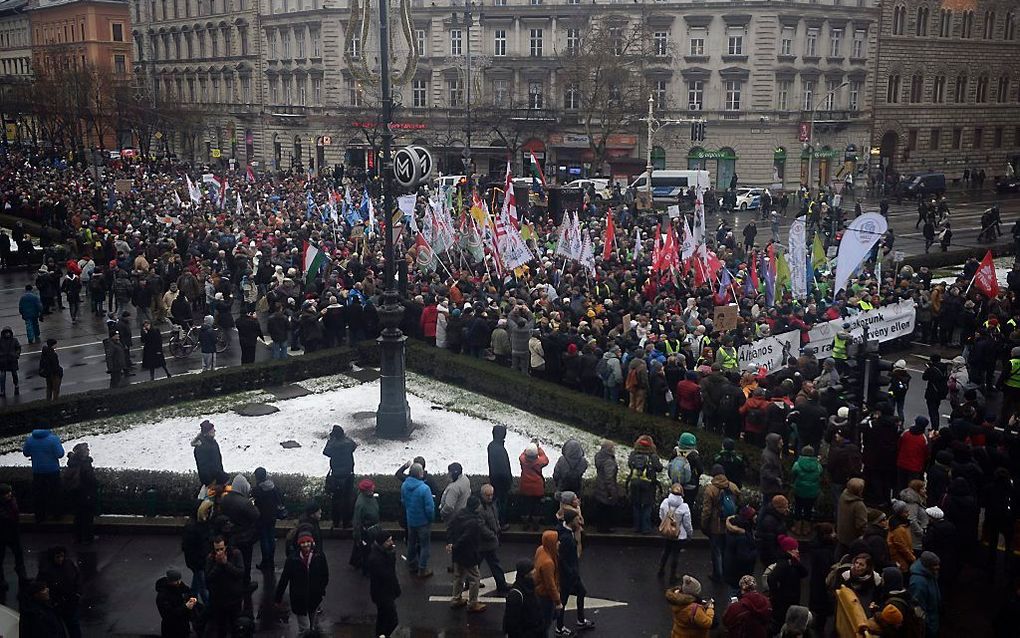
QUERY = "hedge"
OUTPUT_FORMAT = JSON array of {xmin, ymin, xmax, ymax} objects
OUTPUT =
[
  {"xmin": 0, "ymin": 346, "xmax": 359, "ymax": 435},
  {"xmin": 357, "ymin": 339, "xmax": 762, "ymax": 484}
]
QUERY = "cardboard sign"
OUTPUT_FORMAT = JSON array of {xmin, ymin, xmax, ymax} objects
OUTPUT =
[
  {"xmin": 621, "ymin": 313, "xmax": 632, "ymax": 334},
  {"xmin": 114, "ymin": 179, "xmax": 133, "ymax": 195},
  {"xmin": 350, "ymin": 226, "xmax": 365, "ymax": 239},
  {"xmin": 714, "ymin": 304, "xmax": 739, "ymax": 332}
]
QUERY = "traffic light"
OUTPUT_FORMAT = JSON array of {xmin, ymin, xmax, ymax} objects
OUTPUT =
[
  {"xmin": 690, "ymin": 122, "xmax": 699, "ymax": 142},
  {"xmin": 689, "ymin": 121, "xmax": 707, "ymax": 142},
  {"xmin": 864, "ymin": 353, "xmax": 893, "ymax": 407},
  {"xmin": 698, "ymin": 120, "xmax": 706, "ymax": 142},
  {"xmin": 842, "ymin": 357, "xmax": 864, "ymax": 405}
]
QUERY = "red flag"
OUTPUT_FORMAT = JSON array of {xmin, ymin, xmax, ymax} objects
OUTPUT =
[
  {"xmin": 652, "ymin": 223, "xmax": 662, "ymax": 270},
  {"xmin": 973, "ymin": 250, "xmax": 1000, "ymax": 299},
  {"xmin": 749, "ymin": 251, "xmax": 760, "ymax": 290},
  {"xmin": 661, "ymin": 224, "xmax": 679, "ymax": 272},
  {"xmin": 602, "ymin": 212, "xmax": 616, "ymax": 262}
]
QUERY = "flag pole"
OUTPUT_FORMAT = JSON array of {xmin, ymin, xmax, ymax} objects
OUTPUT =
[{"xmin": 964, "ymin": 271, "xmax": 978, "ymax": 295}]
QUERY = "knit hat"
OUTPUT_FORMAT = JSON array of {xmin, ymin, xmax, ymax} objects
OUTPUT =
[
  {"xmin": 738, "ymin": 575, "xmax": 757, "ymax": 592},
  {"xmin": 515, "ymin": 559, "xmax": 534, "ymax": 579},
  {"xmin": 924, "ymin": 506, "xmax": 944, "ymax": 520},
  {"xmin": 524, "ymin": 443, "xmax": 538, "ymax": 458},
  {"xmin": 867, "ymin": 509, "xmax": 887, "ymax": 525},
  {"xmin": 358, "ymin": 478, "xmax": 375, "ymax": 492},
  {"xmin": 680, "ymin": 575, "xmax": 702, "ymax": 596},
  {"xmin": 200, "ymin": 420, "xmax": 215, "ymax": 433},
  {"xmin": 738, "ymin": 505, "xmax": 756, "ymax": 521},
  {"xmin": 801, "ymin": 445, "xmax": 815, "ymax": 457},
  {"xmin": 297, "ymin": 532, "xmax": 315, "ymax": 545},
  {"xmin": 253, "ymin": 467, "xmax": 267, "ymax": 482},
  {"xmin": 881, "ymin": 566, "xmax": 904, "ymax": 592},
  {"xmin": 778, "ymin": 535, "xmax": 799, "ymax": 553},
  {"xmin": 678, "ymin": 432, "xmax": 697, "ymax": 448},
  {"xmin": 165, "ymin": 569, "xmax": 182, "ymax": 582},
  {"xmin": 722, "ymin": 438, "xmax": 735, "ymax": 451},
  {"xmin": 893, "ymin": 359, "xmax": 906, "ymax": 370},
  {"xmin": 914, "ymin": 415, "xmax": 930, "ymax": 428},
  {"xmin": 559, "ymin": 491, "xmax": 577, "ymax": 504},
  {"xmin": 920, "ymin": 551, "xmax": 941, "ymax": 570},
  {"xmin": 879, "ymin": 603, "xmax": 905, "ymax": 626},
  {"xmin": 837, "ymin": 406, "xmax": 850, "ymax": 419}
]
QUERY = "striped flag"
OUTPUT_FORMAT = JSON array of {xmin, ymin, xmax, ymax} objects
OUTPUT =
[{"xmin": 302, "ymin": 241, "xmax": 327, "ymax": 287}]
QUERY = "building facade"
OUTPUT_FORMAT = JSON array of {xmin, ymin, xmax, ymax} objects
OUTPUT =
[
  {"xmin": 28, "ymin": 0, "xmax": 132, "ymax": 72},
  {"xmin": 133, "ymin": 0, "xmax": 881, "ymax": 190},
  {"xmin": 0, "ymin": 0, "xmax": 33, "ymax": 142},
  {"xmin": 870, "ymin": 0, "xmax": 1020, "ymax": 182}
]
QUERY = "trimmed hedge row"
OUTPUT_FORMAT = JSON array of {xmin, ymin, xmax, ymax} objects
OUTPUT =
[
  {"xmin": 0, "ymin": 346, "xmax": 359, "ymax": 435},
  {"xmin": 357, "ymin": 339, "xmax": 762, "ymax": 483}
]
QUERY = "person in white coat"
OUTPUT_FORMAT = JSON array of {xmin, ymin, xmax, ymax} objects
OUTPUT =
[
  {"xmin": 658, "ymin": 483, "xmax": 694, "ymax": 582},
  {"xmin": 435, "ymin": 301, "xmax": 450, "ymax": 349}
]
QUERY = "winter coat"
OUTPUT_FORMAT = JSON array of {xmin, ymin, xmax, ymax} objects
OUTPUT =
[
  {"xmin": 675, "ymin": 379, "xmax": 702, "ymax": 412},
  {"xmin": 759, "ymin": 433, "xmax": 784, "ymax": 495},
  {"xmin": 0, "ymin": 328, "xmax": 21, "ymax": 371},
  {"xmin": 896, "ymin": 430, "xmax": 928, "ymax": 473},
  {"xmin": 205, "ymin": 546, "xmax": 245, "ymax": 606},
  {"xmin": 487, "ymin": 426, "xmax": 513, "ymax": 491},
  {"xmin": 198, "ymin": 323, "xmax": 217, "ymax": 354},
  {"xmin": 721, "ymin": 590, "xmax": 772, "ymax": 638},
  {"xmin": 724, "ymin": 517, "xmax": 758, "ymax": 588},
  {"xmin": 447, "ymin": 508, "xmax": 490, "ymax": 567},
  {"xmin": 908, "ymin": 560, "xmax": 941, "ymax": 637},
  {"xmin": 322, "ymin": 433, "xmax": 358, "ymax": 475},
  {"xmin": 191, "ymin": 433, "xmax": 223, "ymax": 486},
  {"xmin": 367, "ymin": 544, "xmax": 401, "ymax": 604},
  {"xmin": 419, "ymin": 304, "xmax": 439, "ymax": 338},
  {"xmin": 898, "ymin": 487, "xmax": 928, "ymax": 550},
  {"xmin": 700, "ymin": 475, "xmax": 739, "ymax": 536},
  {"xmin": 18, "ymin": 291, "xmax": 42, "ymax": 319},
  {"xmin": 518, "ymin": 449, "xmax": 549, "ymax": 497},
  {"xmin": 440, "ymin": 473, "xmax": 472, "ymax": 520},
  {"xmin": 478, "ymin": 500, "xmax": 501, "ymax": 553},
  {"xmin": 275, "ymin": 550, "xmax": 329, "ymax": 615},
  {"xmin": 155, "ymin": 576, "xmax": 196, "ymax": 638},
  {"xmin": 219, "ymin": 476, "xmax": 259, "ymax": 547},
  {"xmin": 836, "ymin": 489, "xmax": 868, "ymax": 547},
  {"xmin": 508, "ymin": 310, "xmax": 534, "ymax": 354},
  {"xmin": 64, "ymin": 451, "xmax": 97, "ymax": 501},
  {"xmin": 491, "ymin": 327, "xmax": 511, "ymax": 355},
  {"xmin": 767, "ymin": 554, "xmax": 808, "ymax": 611},
  {"xmin": 755, "ymin": 502, "xmax": 788, "ymax": 566},
  {"xmin": 552, "ymin": 439, "xmax": 588, "ymax": 495},
  {"xmin": 267, "ymin": 312, "xmax": 290, "ymax": 343},
  {"xmin": 658, "ymin": 493, "xmax": 694, "ymax": 540},
  {"xmin": 592, "ymin": 444, "xmax": 620, "ymax": 505},
  {"xmin": 22, "ymin": 429, "xmax": 64, "ymax": 474},
  {"xmin": 741, "ymin": 395, "xmax": 771, "ymax": 434},
  {"xmin": 503, "ymin": 575, "xmax": 544, "ymax": 638},
  {"xmin": 887, "ymin": 517, "xmax": 915, "ymax": 572},
  {"xmin": 943, "ymin": 477, "xmax": 979, "ymax": 546},
  {"xmin": 791, "ymin": 455, "xmax": 822, "ymax": 499},
  {"xmin": 804, "ymin": 537, "xmax": 837, "ymax": 613},
  {"xmin": 18, "ymin": 597, "xmax": 68, "ymax": 638},
  {"xmin": 235, "ymin": 314, "xmax": 263, "ymax": 348},
  {"xmin": 141, "ymin": 327, "xmax": 166, "ymax": 370},
  {"xmin": 253, "ymin": 479, "xmax": 283, "ymax": 526},
  {"xmin": 38, "ymin": 548, "xmax": 82, "ymax": 614},
  {"xmin": 599, "ymin": 352, "xmax": 623, "ymax": 387},
  {"xmin": 533, "ymin": 530, "xmax": 560, "ymax": 603},
  {"xmin": 400, "ymin": 476, "xmax": 435, "ymax": 528},
  {"xmin": 826, "ymin": 439, "xmax": 863, "ymax": 486},
  {"xmin": 352, "ymin": 492, "xmax": 380, "ymax": 542},
  {"xmin": 665, "ymin": 589, "xmax": 714, "ymax": 638}
]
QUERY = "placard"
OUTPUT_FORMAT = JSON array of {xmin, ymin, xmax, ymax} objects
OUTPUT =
[
  {"xmin": 114, "ymin": 179, "xmax": 133, "ymax": 195},
  {"xmin": 714, "ymin": 304, "xmax": 739, "ymax": 332}
]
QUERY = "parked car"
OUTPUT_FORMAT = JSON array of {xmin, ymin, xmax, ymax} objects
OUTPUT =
[
  {"xmin": 564, "ymin": 178, "xmax": 612, "ymax": 201},
  {"xmin": 994, "ymin": 175, "xmax": 1020, "ymax": 193},
  {"xmin": 895, "ymin": 172, "xmax": 946, "ymax": 198}
]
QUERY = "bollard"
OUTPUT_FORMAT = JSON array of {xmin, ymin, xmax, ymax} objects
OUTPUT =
[{"xmin": 145, "ymin": 486, "xmax": 158, "ymax": 517}]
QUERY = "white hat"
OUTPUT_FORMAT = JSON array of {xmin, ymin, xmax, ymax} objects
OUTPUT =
[
  {"xmin": 837, "ymin": 407, "xmax": 850, "ymax": 419},
  {"xmin": 893, "ymin": 359, "xmax": 907, "ymax": 370},
  {"xmin": 924, "ymin": 506, "xmax": 944, "ymax": 520}
]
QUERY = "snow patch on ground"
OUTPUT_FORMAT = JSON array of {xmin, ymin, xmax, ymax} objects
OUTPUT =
[{"xmin": 0, "ymin": 372, "xmax": 630, "ymax": 477}]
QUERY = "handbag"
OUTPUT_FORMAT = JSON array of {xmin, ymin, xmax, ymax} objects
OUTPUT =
[{"xmin": 324, "ymin": 470, "xmax": 340, "ymax": 493}]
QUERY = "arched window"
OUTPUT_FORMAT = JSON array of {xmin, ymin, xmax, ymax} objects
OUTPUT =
[
  {"xmin": 886, "ymin": 74, "xmax": 901, "ymax": 103},
  {"xmin": 932, "ymin": 75, "xmax": 946, "ymax": 103},
  {"xmin": 938, "ymin": 10, "xmax": 952, "ymax": 37},
  {"xmin": 910, "ymin": 74, "xmax": 924, "ymax": 102},
  {"xmin": 916, "ymin": 7, "xmax": 929, "ymax": 36},
  {"xmin": 1006, "ymin": 12, "xmax": 1017, "ymax": 41},
  {"xmin": 893, "ymin": 6, "xmax": 906, "ymax": 35},
  {"xmin": 984, "ymin": 10, "xmax": 995, "ymax": 39},
  {"xmin": 962, "ymin": 11, "xmax": 974, "ymax": 38},
  {"xmin": 651, "ymin": 146, "xmax": 666, "ymax": 170},
  {"xmin": 976, "ymin": 75, "xmax": 989, "ymax": 103}
]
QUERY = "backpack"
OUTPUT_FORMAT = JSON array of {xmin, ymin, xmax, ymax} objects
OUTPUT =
[
  {"xmin": 629, "ymin": 453, "xmax": 654, "ymax": 482},
  {"xmin": 885, "ymin": 595, "xmax": 926, "ymax": 638},
  {"xmin": 718, "ymin": 488, "xmax": 737, "ymax": 519},
  {"xmin": 62, "ymin": 464, "xmax": 81, "ymax": 492},
  {"xmin": 658, "ymin": 506, "xmax": 680, "ymax": 538},
  {"xmin": 890, "ymin": 376, "xmax": 909, "ymax": 398},
  {"xmin": 668, "ymin": 455, "xmax": 693, "ymax": 487},
  {"xmin": 718, "ymin": 390, "xmax": 737, "ymax": 414},
  {"xmin": 596, "ymin": 358, "xmax": 612, "ymax": 383}
]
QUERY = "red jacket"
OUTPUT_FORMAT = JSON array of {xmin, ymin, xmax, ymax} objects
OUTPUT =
[
  {"xmin": 895, "ymin": 430, "xmax": 928, "ymax": 473},
  {"xmin": 419, "ymin": 304, "xmax": 438, "ymax": 338},
  {"xmin": 518, "ymin": 449, "xmax": 549, "ymax": 497},
  {"xmin": 740, "ymin": 396, "xmax": 771, "ymax": 434},
  {"xmin": 675, "ymin": 380, "xmax": 703, "ymax": 412}
]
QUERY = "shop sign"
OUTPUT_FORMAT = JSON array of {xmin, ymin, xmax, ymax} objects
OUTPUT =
[
  {"xmin": 688, "ymin": 148, "xmax": 738, "ymax": 160},
  {"xmin": 353, "ymin": 121, "xmax": 428, "ymax": 130},
  {"xmin": 548, "ymin": 133, "xmax": 590, "ymax": 148},
  {"xmin": 607, "ymin": 134, "xmax": 638, "ymax": 147},
  {"xmin": 798, "ymin": 122, "xmax": 811, "ymax": 142}
]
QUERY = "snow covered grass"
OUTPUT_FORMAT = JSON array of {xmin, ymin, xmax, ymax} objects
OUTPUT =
[{"xmin": 0, "ymin": 371, "xmax": 630, "ymax": 478}]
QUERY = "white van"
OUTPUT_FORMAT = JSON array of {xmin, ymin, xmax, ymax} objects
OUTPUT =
[
  {"xmin": 433, "ymin": 175, "xmax": 466, "ymax": 189},
  {"xmin": 629, "ymin": 170, "xmax": 711, "ymax": 201}
]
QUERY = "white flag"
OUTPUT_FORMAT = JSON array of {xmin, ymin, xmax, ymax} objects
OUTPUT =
[
  {"xmin": 788, "ymin": 216, "xmax": 808, "ymax": 300},
  {"xmin": 186, "ymin": 175, "xmax": 202, "ymax": 204},
  {"xmin": 833, "ymin": 212, "xmax": 888, "ymax": 296},
  {"xmin": 235, "ymin": 193, "xmax": 244, "ymax": 218},
  {"xmin": 681, "ymin": 216, "xmax": 696, "ymax": 261},
  {"xmin": 633, "ymin": 227, "xmax": 643, "ymax": 262},
  {"xmin": 580, "ymin": 232, "xmax": 596, "ymax": 276}
]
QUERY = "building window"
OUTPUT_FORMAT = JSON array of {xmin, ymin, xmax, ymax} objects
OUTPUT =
[
  {"xmin": 114, "ymin": 54, "xmax": 126, "ymax": 74},
  {"xmin": 852, "ymin": 29, "xmax": 866, "ymax": 57},
  {"xmin": 412, "ymin": 79, "xmax": 427, "ymax": 107},
  {"xmin": 564, "ymin": 83, "xmax": 579, "ymax": 110},
  {"xmin": 849, "ymin": 80, "xmax": 860, "ymax": 110},
  {"xmin": 530, "ymin": 0, "xmax": 541, "ymax": 5},
  {"xmin": 955, "ymin": 75, "xmax": 968, "ymax": 102},
  {"xmin": 529, "ymin": 29, "xmax": 542, "ymax": 57},
  {"xmin": 998, "ymin": 76, "xmax": 1010, "ymax": 102},
  {"xmin": 805, "ymin": 28, "xmax": 818, "ymax": 56},
  {"xmin": 493, "ymin": 29, "xmax": 506, "ymax": 56},
  {"xmin": 892, "ymin": 5, "xmax": 906, "ymax": 35},
  {"xmin": 240, "ymin": 28, "xmax": 249, "ymax": 55},
  {"xmin": 241, "ymin": 76, "xmax": 251, "ymax": 103},
  {"xmin": 112, "ymin": 23, "xmax": 124, "ymax": 42},
  {"xmin": 777, "ymin": 80, "xmax": 791, "ymax": 110},
  {"xmin": 951, "ymin": 127, "xmax": 962, "ymax": 149},
  {"xmin": 654, "ymin": 31, "xmax": 668, "ymax": 57},
  {"xmin": 687, "ymin": 80, "xmax": 703, "ymax": 110},
  {"xmin": 451, "ymin": 29, "xmax": 462, "ymax": 56},
  {"xmin": 962, "ymin": 11, "xmax": 973, "ymax": 38},
  {"xmin": 566, "ymin": 28, "xmax": 580, "ymax": 56},
  {"xmin": 281, "ymin": 76, "xmax": 290, "ymax": 103},
  {"xmin": 984, "ymin": 11, "xmax": 995, "ymax": 39},
  {"xmin": 727, "ymin": 29, "xmax": 743, "ymax": 55},
  {"xmin": 801, "ymin": 79, "xmax": 815, "ymax": 110},
  {"xmin": 915, "ymin": 7, "xmax": 929, "ymax": 36},
  {"xmin": 282, "ymin": 30, "xmax": 292, "ymax": 58},
  {"xmin": 1007, "ymin": 12, "xmax": 1016, "ymax": 41},
  {"xmin": 973, "ymin": 127, "xmax": 983, "ymax": 149},
  {"xmin": 211, "ymin": 78, "xmax": 220, "ymax": 102},
  {"xmin": 994, "ymin": 127, "xmax": 1003, "ymax": 148},
  {"xmin": 825, "ymin": 80, "xmax": 840, "ymax": 109},
  {"xmin": 295, "ymin": 31, "xmax": 304, "ymax": 58},
  {"xmin": 493, "ymin": 0, "xmax": 505, "ymax": 5},
  {"xmin": 781, "ymin": 27, "xmax": 794, "ymax": 56},
  {"xmin": 689, "ymin": 28, "xmax": 705, "ymax": 56},
  {"xmin": 297, "ymin": 79, "xmax": 306, "ymax": 106},
  {"xmin": 313, "ymin": 78, "xmax": 322, "ymax": 105},
  {"xmin": 939, "ymin": 10, "xmax": 952, "ymax": 37},
  {"xmin": 610, "ymin": 27, "xmax": 623, "ymax": 55},
  {"xmin": 886, "ymin": 75, "xmax": 900, "ymax": 103},
  {"xmin": 929, "ymin": 128, "xmax": 940, "ymax": 150},
  {"xmin": 210, "ymin": 31, "xmax": 218, "ymax": 57},
  {"xmin": 415, "ymin": 28, "xmax": 426, "ymax": 56},
  {"xmin": 933, "ymin": 75, "xmax": 946, "ymax": 103},
  {"xmin": 346, "ymin": 78, "xmax": 363, "ymax": 106},
  {"xmin": 976, "ymin": 75, "xmax": 989, "ymax": 102},
  {"xmin": 310, "ymin": 31, "xmax": 319, "ymax": 57},
  {"xmin": 910, "ymin": 74, "xmax": 923, "ymax": 102},
  {"xmin": 448, "ymin": 78, "xmax": 463, "ymax": 107},
  {"xmin": 493, "ymin": 79, "xmax": 509, "ymax": 107},
  {"xmin": 725, "ymin": 80, "xmax": 741, "ymax": 111},
  {"xmin": 225, "ymin": 76, "xmax": 233, "ymax": 101},
  {"xmin": 829, "ymin": 28, "xmax": 842, "ymax": 56},
  {"xmin": 907, "ymin": 129, "xmax": 917, "ymax": 151},
  {"xmin": 653, "ymin": 80, "xmax": 668, "ymax": 108},
  {"xmin": 528, "ymin": 81, "xmax": 543, "ymax": 109}
]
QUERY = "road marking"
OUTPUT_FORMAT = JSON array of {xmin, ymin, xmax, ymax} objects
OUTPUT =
[
  {"xmin": 19, "ymin": 330, "xmax": 173, "ymax": 356},
  {"xmin": 423, "ymin": 571, "xmax": 629, "ymax": 610}
]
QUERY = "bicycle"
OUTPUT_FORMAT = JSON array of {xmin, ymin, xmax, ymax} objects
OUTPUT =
[{"xmin": 168, "ymin": 323, "xmax": 228, "ymax": 358}]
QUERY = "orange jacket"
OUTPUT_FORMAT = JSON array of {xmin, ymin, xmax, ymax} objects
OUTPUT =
[
  {"xmin": 887, "ymin": 521, "xmax": 916, "ymax": 572},
  {"xmin": 533, "ymin": 530, "xmax": 560, "ymax": 603},
  {"xmin": 666, "ymin": 588, "xmax": 714, "ymax": 638}
]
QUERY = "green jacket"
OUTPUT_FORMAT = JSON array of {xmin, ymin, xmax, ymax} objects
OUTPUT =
[{"xmin": 791, "ymin": 456, "xmax": 823, "ymax": 499}]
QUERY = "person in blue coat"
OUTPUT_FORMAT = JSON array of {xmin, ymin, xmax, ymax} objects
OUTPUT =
[
  {"xmin": 22, "ymin": 429, "xmax": 64, "ymax": 523},
  {"xmin": 909, "ymin": 552, "xmax": 942, "ymax": 637},
  {"xmin": 400, "ymin": 463, "xmax": 436, "ymax": 578},
  {"xmin": 18, "ymin": 285, "xmax": 43, "ymax": 345}
]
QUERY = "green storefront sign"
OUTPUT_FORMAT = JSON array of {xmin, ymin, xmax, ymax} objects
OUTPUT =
[
  {"xmin": 688, "ymin": 148, "xmax": 738, "ymax": 160},
  {"xmin": 800, "ymin": 148, "xmax": 840, "ymax": 159}
]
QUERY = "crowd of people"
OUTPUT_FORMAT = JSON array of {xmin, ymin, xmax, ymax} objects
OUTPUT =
[{"xmin": 3, "ymin": 147, "xmax": 1020, "ymax": 637}]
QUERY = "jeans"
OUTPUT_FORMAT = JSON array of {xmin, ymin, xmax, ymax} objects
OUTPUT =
[
  {"xmin": 603, "ymin": 384, "xmax": 620, "ymax": 404},
  {"xmin": 511, "ymin": 352, "xmax": 529, "ymax": 374},
  {"xmin": 632, "ymin": 502, "xmax": 652, "ymax": 534},
  {"xmin": 709, "ymin": 533, "xmax": 726, "ymax": 580},
  {"xmin": 271, "ymin": 341, "xmax": 288, "ymax": 360},
  {"xmin": 407, "ymin": 524, "xmax": 431, "ymax": 570},
  {"xmin": 481, "ymin": 550, "xmax": 508, "ymax": 591},
  {"xmin": 24, "ymin": 318, "xmax": 39, "ymax": 343},
  {"xmin": 258, "ymin": 522, "xmax": 276, "ymax": 567},
  {"xmin": 190, "ymin": 568, "xmax": 209, "ymax": 604},
  {"xmin": 202, "ymin": 352, "xmax": 216, "ymax": 371},
  {"xmin": 894, "ymin": 396, "xmax": 905, "ymax": 420}
]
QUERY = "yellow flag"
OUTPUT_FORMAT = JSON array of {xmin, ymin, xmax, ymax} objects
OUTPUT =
[
  {"xmin": 776, "ymin": 253, "xmax": 791, "ymax": 291},
  {"xmin": 811, "ymin": 234, "xmax": 827, "ymax": 270},
  {"xmin": 521, "ymin": 222, "xmax": 535, "ymax": 241}
]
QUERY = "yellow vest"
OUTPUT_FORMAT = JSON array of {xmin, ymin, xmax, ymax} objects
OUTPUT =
[
  {"xmin": 719, "ymin": 346, "xmax": 738, "ymax": 370},
  {"xmin": 832, "ymin": 335, "xmax": 848, "ymax": 360},
  {"xmin": 664, "ymin": 339, "xmax": 682, "ymax": 355},
  {"xmin": 859, "ymin": 300, "xmax": 874, "ymax": 311},
  {"xmin": 1008, "ymin": 359, "xmax": 1020, "ymax": 389}
]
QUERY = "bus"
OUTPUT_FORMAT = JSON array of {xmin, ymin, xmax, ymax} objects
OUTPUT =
[{"xmin": 629, "ymin": 170, "xmax": 711, "ymax": 202}]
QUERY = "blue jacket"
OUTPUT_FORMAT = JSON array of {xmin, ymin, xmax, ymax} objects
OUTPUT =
[
  {"xmin": 22, "ymin": 429, "xmax": 64, "ymax": 474},
  {"xmin": 401, "ymin": 476, "xmax": 435, "ymax": 527},
  {"xmin": 18, "ymin": 292, "xmax": 42, "ymax": 320},
  {"xmin": 908, "ymin": 560, "xmax": 941, "ymax": 637}
]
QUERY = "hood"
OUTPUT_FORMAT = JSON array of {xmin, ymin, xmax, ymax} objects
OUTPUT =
[
  {"xmin": 0, "ymin": 327, "xmax": 12, "ymax": 339},
  {"xmin": 31, "ymin": 429, "xmax": 51, "ymax": 439},
  {"xmin": 257, "ymin": 479, "xmax": 276, "ymax": 492},
  {"xmin": 909, "ymin": 561, "xmax": 933, "ymax": 580},
  {"xmin": 562, "ymin": 439, "xmax": 584, "ymax": 461},
  {"xmin": 840, "ymin": 489, "xmax": 863, "ymax": 504},
  {"xmin": 491, "ymin": 425, "xmax": 506, "ymax": 442},
  {"xmin": 541, "ymin": 530, "xmax": 559, "ymax": 556},
  {"xmin": 898, "ymin": 487, "xmax": 922, "ymax": 505},
  {"xmin": 739, "ymin": 591, "xmax": 772, "ymax": 615},
  {"xmin": 711, "ymin": 475, "xmax": 731, "ymax": 489},
  {"xmin": 781, "ymin": 605, "xmax": 812, "ymax": 633},
  {"xmin": 403, "ymin": 476, "xmax": 425, "ymax": 491},
  {"xmin": 666, "ymin": 590, "xmax": 698, "ymax": 608},
  {"xmin": 230, "ymin": 473, "xmax": 251, "ymax": 497},
  {"xmin": 601, "ymin": 351, "xmax": 617, "ymax": 361},
  {"xmin": 203, "ymin": 315, "xmax": 214, "ymax": 327},
  {"xmin": 155, "ymin": 576, "xmax": 178, "ymax": 593},
  {"xmin": 765, "ymin": 432, "xmax": 782, "ymax": 451},
  {"xmin": 190, "ymin": 434, "xmax": 208, "ymax": 448},
  {"xmin": 665, "ymin": 493, "xmax": 686, "ymax": 510}
]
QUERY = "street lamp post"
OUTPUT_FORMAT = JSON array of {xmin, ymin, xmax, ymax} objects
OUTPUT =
[
  {"xmin": 805, "ymin": 80, "xmax": 850, "ymax": 193},
  {"xmin": 375, "ymin": 0, "xmax": 412, "ymax": 438},
  {"xmin": 453, "ymin": 6, "xmax": 474, "ymax": 176},
  {"xmin": 644, "ymin": 94, "xmax": 655, "ymax": 202}
]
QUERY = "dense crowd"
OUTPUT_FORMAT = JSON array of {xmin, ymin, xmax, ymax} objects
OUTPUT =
[{"xmin": 3, "ymin": 147, "xmax": 1020, "ymax": 637}]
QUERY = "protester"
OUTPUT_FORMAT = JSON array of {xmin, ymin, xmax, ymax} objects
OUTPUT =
[
  {"xmin": 721, "ymin": 575, "xmax": 771, "ymax": 638},
  {"xmin": 503, "ymin": 558, "xmax": 544, "ymax": 638},
  {"xmin": 274, "ymin": 531, "xmax": 329, "ymax": 634},
  {"xmin": 63, "ymin": 443, "xmax": 97, "ymax": 544},
  {"xmin": 519, "ymin": 442, "xmax": 549, "ymax": 530},
  {"xmin": 252, "ymin": 467, "xmax": 283, "ymax": 571},
  {"xmin": 37, "ymin": 546, "xmax": 82, "ymax": 638},
  {"xmin": 350, "ymin": 478, "xmax": 380, "ymax": 572},
  {"xmin": 154, "ymin": 569, "xmax": 200, "ymax": 638},
  {"xmin": 0, "ymin": 326, "xmax": 21, "ymax": 398},
  {"xmin": 400, "ymin": 462, "xmax": 435, "ymax": 578},
  {"xmin": 657, "ymin": 484, "xmax": 693, "ymax": 582},
  {"xmin": 322, "ymin": 425, "xmax": 358, "ymax": 529},
  {"xmin": 665, "ymin": 575, "xmax": 714, "ymax": 638},
  {"xmin": 22, "ymin": 427, "xmax": 64, "ymax": 523}
]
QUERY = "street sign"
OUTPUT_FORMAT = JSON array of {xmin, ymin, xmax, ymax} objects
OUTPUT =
[
  {"xmin": 211, "ymin": 148, "xmax": 221, "ymax": 159},
  {"xmin": 393, "ymin": 146, "xmax": 420, "ymax": 188},
  {"xmin": 894, "ymin": 250, "xmax": 905, "ymax": 263},
  {"xmin": 322, "ymin": 136, "xmax": 332, "ymax": 146},
  {"xmin": 411, "ymin": 145, "xmax": 433, "ymax": 181}
]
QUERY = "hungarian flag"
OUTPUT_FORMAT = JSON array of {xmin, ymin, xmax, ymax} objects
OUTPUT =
[
  {"xmin": 528, "ymin": 150, "xmax": 547, "ymax": 191},
  {"xmin": 973, "ymin": 250, "xmax": 1000, "ymax": 299},
  {"xmin": 302, "ymin": 241, "xmax": 327, "ymax": 287},
  {"xmin": 415, "ymin": 232, "xmax": 437, "ymax": 273},
  {"xmin": 602, "ymin": 212, "xmax": 616, "ymax": 262},
  {"xmin": 246, "ymin": 165, "xmax": 256, "ymax": 182}
]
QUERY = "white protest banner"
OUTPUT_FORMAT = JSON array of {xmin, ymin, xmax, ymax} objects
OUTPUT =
[
  {"xmin": 788, "ymin": 216, "xmax": 807, "ymax": 301},
  {"xmin": 833, "ymin": 212, "xmax": 887, "ymax": 296},
  {"xmin": 806, "ymin": 299, "xmax": 917, "ymax": 358},
  {"xmin": 737, "ymin": 330, "xmax": 800, "ymax": 374}
]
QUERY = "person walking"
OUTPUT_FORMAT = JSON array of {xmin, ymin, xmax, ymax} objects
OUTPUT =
[
  {"xmin": 790, "ymin": 446, "xmax": 822, "ymax": 535},
  {"xmin": 154, "ymin": 569, "xmax": 199, "ymax": 638},
  {"xmin": 38, "ymin": 338, "xmax": 62, "ymax": 400},
  {"xmin": 487, "ymin": 425, "xmax": 513, "ymax": 528},
  {"xmin": 103, "ymin": 331, "xmax": 128, "ymax": 388},
  {"xmin": 478, "ymin": 484, "xmax": 509, "ymax": 594},
  {"xmin": 192, "ymin": 420, "xmax": 224, "ymax": 491},
  {"xmin": 204, "ymin": 536, "xmax": 245, "ymax": 638},
  {"xmin": 323, "ymin": 425, "xmax": 358, "ymax": 529},
  {"xmin": 533, "ymin": 530, "xmax": 562, "ymax": 634},
  {"xmin": 657, "ymin": 484, "xmax": 693, "ymax": 582},
  {"xmin": 400, "ymin": 462, "xmax": 436, "ymax": 577},
  {"xmin": 701, "ymin": 464, "xmax": 740, "ymax": 583},
  {"xmin": 0, "ymin": 326, "xmax": 22, "ymax": 398},
  {"xmin": 446, "ymin": 495, "xmax": 490, "ymax": 613},
  {"xmin": 22, "ymin": 428, "xmax": 64, "ymax": 523},
  {"xmin": 351, "ymin": 479, "xmax": 380, "ymax": 572},
  {"xmin": 235, "ymin": 310, "xmax": 264, "ymax": 365},
  {"xmin": 274, "ymin": 531, "xmax": 329, "ymax": 635},
  {"xmin": 199, "ymin": 315, "xmax": 218, "ymax": 371},
  {"xmin": 519, "ymin": 442, "xmax": 549, "ymax": 530},
  {"xmin": 367, "ymin": 527, "xmax": 402, "ymax": 638},
  {"xmin": 37, "ymin": 546, "xmax": 82, "ymax": 638},
  {"xmin": 252, "ymin": 467, "xmax": 283, "ymax": 571},
  {"xmin": 141, "ymin": 320, "xmax": 171, "ymax": 381},
  {"xmin": 503, "ymin": 558, "xmax": 544, "ymax": 638},
  {"xmin": 63, "ymin": 443, "xmax": 97, "ymax": 544},
  {"xmin": 556, "ymin": 509, "xmax": 595, "ymax": 634},
  {"xmin": 18, "ymin": 284, "xmax": 42, "ymax": 345},
  {"xmin": 61, "ymin": 271, "xmax": 82, "ymax": 324}
]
